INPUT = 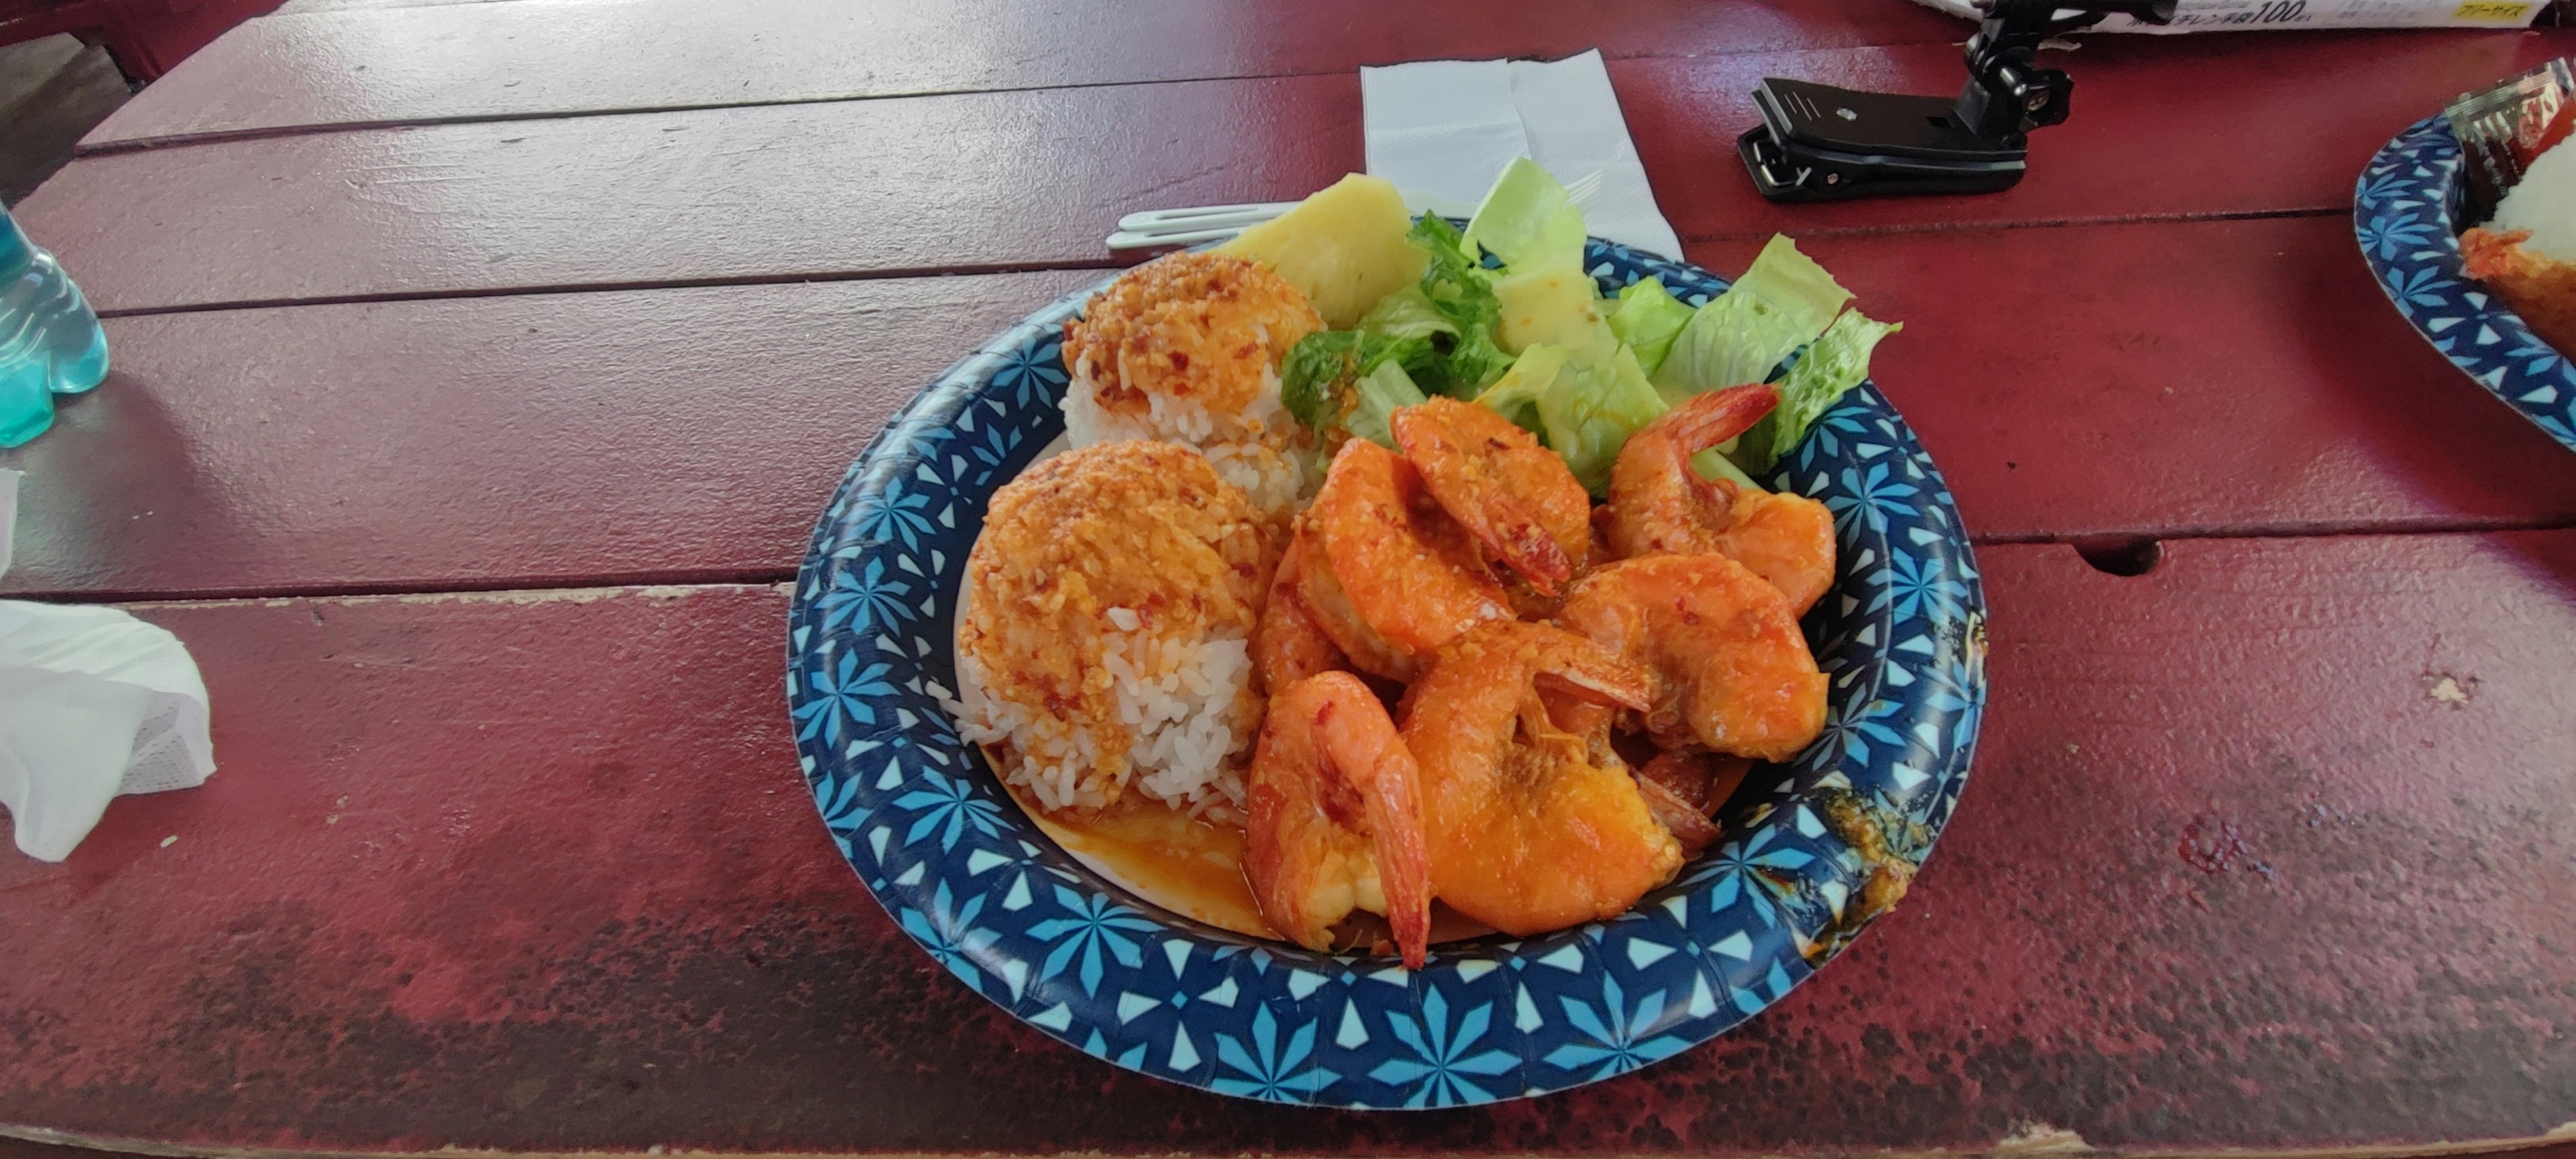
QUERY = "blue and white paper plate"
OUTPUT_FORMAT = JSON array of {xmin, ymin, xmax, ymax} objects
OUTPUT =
[
  {"xmin": 2357, "ymin": 115, "xmax": 2576, "ymax": 451},
  {"xmin": 786, "ymin": 239, "xmax": 1988, "ymax": 1108}
]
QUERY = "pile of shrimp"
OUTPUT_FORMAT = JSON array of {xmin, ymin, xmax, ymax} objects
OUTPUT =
[{"xmin": 1246, "ymin": 389, "xmax": 1835, "ymax": 967}]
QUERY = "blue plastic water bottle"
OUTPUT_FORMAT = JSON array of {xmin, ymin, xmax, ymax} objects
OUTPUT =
[{"xmin": 0, "ymin": 207, "xmax": 109, "ymax": 449}]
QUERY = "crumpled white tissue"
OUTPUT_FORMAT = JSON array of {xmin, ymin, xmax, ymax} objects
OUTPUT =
[
  {"xmin": 0, "ymin": 469, "xmax": 215, "ymax": 862},
  {"xmin": 1361, "ymin": 49, "xmax": 1684, "ymax": 260}
]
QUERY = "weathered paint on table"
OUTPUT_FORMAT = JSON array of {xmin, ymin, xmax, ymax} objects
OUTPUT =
[
  {"xmin": 3, "ymin": 534, "xmax": 2574, "ymax": 1154},
  {"xmin": 76, "ymin": 0, "xmax": 1963, "ymax": 148},
  {"xmin": 22, "ymin": 36, "xmax": 2571, "ymax": 314},
  {"xmin": 8, "ymin": 217, "xmax": 2576, "ymax": 601},
  {"xmin": 6, "ymin": 2, "xmax": 2576, "ymax": 1154}
]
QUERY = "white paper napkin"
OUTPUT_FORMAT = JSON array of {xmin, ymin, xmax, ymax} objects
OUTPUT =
[
  {"xmin": 1362, "ymin": 49, "xmax": 1684, "ymax": 260},
  {"xmin": 0, "ymin": 472, "xmax": 215, "ymax": 862}
]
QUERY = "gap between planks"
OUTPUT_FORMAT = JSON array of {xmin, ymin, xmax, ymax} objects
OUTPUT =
[
  {"xmin": 19, "ymin": 519, "xmax": 2576, "ymax": 611},
  {"xmin": 85, "ymin": 207, "xmax": 2346, "ymax": 322},
  {"xmin": 68, "ymin": 25, "xmax": 1972, "ymax": 161}
]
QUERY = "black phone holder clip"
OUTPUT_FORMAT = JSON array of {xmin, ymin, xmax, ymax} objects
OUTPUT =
[{"xmin": 1739, "ymin": 0, "xmax": 2175, "ymax": 201}]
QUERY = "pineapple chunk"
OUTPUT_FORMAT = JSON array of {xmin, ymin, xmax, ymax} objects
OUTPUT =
[{"xmin": 1220, "ymin": 174, "xmax": 1429, "ymax": 329}]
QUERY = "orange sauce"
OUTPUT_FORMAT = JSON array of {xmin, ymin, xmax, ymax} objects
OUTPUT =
[
  {"xmin": 1008, "ymin": 782, "xmax": 1280, "ymax": 940},
  {"xmin": 1004, "ymin": 777, "xmax": 1505, "ymax": 950}
]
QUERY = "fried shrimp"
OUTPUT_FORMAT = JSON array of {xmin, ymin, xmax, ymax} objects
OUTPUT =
[
  {"xmin": 1391, "ymin": 397, "xmax": 1592, "ymax": 595},
  {"xmin": 1245, "ymin": 672, "xmax": 1433, "ymax": 967},
  {"xmin": 1631, "ymin": 749, "xmax": 1751, "ymax": 857},
  {"xmin": 1553, "ymin": 555, "xmax": 1827, "ymax": 763},
  {"xmin": 1298, "ymin": 438, "xmax": 1511, "ymax": 681},
  {"xmin": 1401, "ymin": 622, "xmax": 1681, "ymax": 936},
  {"xmin": 1603, "ymin": 384, "xmax": 1837, "ymax": 615},
  {"xmin": 1254, "ymin": 532, "xmax": 1349, "ymax": 694}
]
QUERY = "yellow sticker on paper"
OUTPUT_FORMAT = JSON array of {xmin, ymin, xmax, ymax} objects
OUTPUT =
[{"xmin": 2453, "ymin": 1, "xmax": 2530, "ymax": 19}]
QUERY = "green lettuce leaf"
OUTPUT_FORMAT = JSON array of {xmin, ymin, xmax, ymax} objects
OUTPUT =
[
  {"xmin": 1460, "ymin": 157, "xmax": 1587, "ymax": 272},
  {"xmin": 1607, "ymin": 276, "xmax": 1695, "ymax": 378},
  {"xmin": 1470, "ymin": 342, "xmax": 1568, "ymax": 435},
  {"xmin": 1356, "ymin": 284, "xmax": 1458, "ymax": 341},
  {"xmin": 1343, "ymin": 360, "xmax": 1431, "ymax": 449},
  {"xmin": 1493, "ymin": 260, "xmax": 1616, "ymax": 355},
  {"xmin": 1407, "ymin": 214, "xmax": 1517, "ymax": 395},
  {"xmin": 1729, "ymin": 311, "xmax": 1900, "ymax": 474},
  {"xmin": 1281, "ymin": 329, "xmax": 1436, "ymax": 434},
  {"xmin": 1650, "ymin": 235, "xmax": 1851, "ymax": 405},
  {"xmin": 1476, "ymin": 342, "xmax": 1669, "ymax": 496}
]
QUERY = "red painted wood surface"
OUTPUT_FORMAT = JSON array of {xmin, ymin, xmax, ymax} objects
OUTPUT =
[
  {"xmin": 0, "ymin": 270, "xmax": 1100, "ymax": 599},
  {"xmin": 0, "ymin": 0, "xmax": 279, "ymax": 79},
  {"xmin": 9, "ymin": 216, "xmax": 2575, "ymax": 602},
  {"xmin": 78, "ymin": 0, "xmax": 1962, "ymax": 149},
  {"xmin": 22, "ymin": 32, "xmax": 2573, "ymax": 315},
  {"xmin": 3, "ymin": 533, "xmax": 2573, "ymax": 1153},
  {"xmin": 10, "ymin": 3, "xmax": 2576, "ymax": 1154}
]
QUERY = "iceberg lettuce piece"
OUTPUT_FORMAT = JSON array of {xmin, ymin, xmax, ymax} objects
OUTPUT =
[
  {"xmin": 1343, "ymin": 360, "xmax": 1430, "ymax": 449},
  {"xmin": 1493, "ymin": 261, "xmax": 1616, "ymax": 355},
  {"xmin": 1477, "ymin": 342, "xmax": 1668, "ymax": 496},
  {"xmin": 1460, "ymin": 157, "xmax": 1588, "ymax": 272},
  {"xmin": 1356, "ymin": 284, "xmax": 1458, "ymax": 341},
  {"xmin": 1607, "ymin": 276, "xmax": 1695, "ymax": 378},
  {"xmin": 1650, "ymin": 235, "xmax": 1851, "ymax": 405},
  {"xmin": 1729, "ymin": 311, "xmax": 1901, "ymax": 474}
]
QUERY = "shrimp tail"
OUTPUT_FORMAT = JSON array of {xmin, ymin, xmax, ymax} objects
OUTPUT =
[
  {"xmin": 1477, "ymin": 494, "xmax": 1576, "ymax": 596},
  {"xmin": 1306, "ymin": 673, "xmax": 1435, "ymax": 969},
  {"xmin": 1662, "ymin": 384, "xmax": 1782, "ymax": 457},
  {"xmin": 1530, "ymin": 642, "xmax": 1654, "ymax": 714},
  {"xmin": 1358, "ymin": 754, "xmax": 1434, "ymax": 969}
]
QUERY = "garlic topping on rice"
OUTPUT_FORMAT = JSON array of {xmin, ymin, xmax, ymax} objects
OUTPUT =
[
  {"xmin": 1060, "ymin": 252, "xmax": 1325, "ymax": 513},
  {"xmin": 954, "ymin": 440, "xmax": 1281, "ymax": 820}
]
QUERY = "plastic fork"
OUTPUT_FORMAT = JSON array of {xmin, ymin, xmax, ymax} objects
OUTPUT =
[
  {"xmin": 1106, "ymin": 203, "xmax": 1301, "ymax": 250},
  {"xmin": 1104, "ymin": 170, "xmax": 1603, "ymax": 251}
]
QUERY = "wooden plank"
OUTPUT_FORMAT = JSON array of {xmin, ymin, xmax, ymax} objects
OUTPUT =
[
  {"xmin": 22, "ymin": 32, "xmax": 2573, "ymax": 315},
  {"xmin": 83, "ymin": 0, "xmax": 1964, "ymax": 150},
  {"xmin": 271, "ymin": 0, "xmax": 537, "ymax": 13},
  {"xmin": 1688, "ymin": 215, "xmax": 2576, "ymax": 545},
  {"xmin": 7, "ymin": 216, "xmax": 2573, "ymax": 602},
  {"xmin": 3, "ymin": 531, "xmax": 2573, "ymax": 1153},
  {"xmin": 23, "ymin": 74, "xmax": 1358, "ymax": 314},
  {"xmin": 0, "ymin": 269, "xmax": 1104, "ymax": 599}
]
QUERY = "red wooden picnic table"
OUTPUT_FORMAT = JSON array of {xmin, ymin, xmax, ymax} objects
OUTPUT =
[{"xmin": 5, "ymin": 2, "xmax": 2576, "ymax": 1155}]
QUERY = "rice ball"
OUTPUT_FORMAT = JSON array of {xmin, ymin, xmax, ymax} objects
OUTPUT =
[
  {"xmin": 1059, "ymin": 253, "xmax": 1326, "ymax": 513},
  {"xmin": 953, "ymin": 441, "xmax": 1281, "ymax": 821}
]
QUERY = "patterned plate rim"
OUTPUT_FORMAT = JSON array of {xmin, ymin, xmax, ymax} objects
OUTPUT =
[
  {"xmin": 784, "ymin": 238, "xmax": 1990, "ymax": 1109},
  {"xmin": 2355, "ymin": 113, "xmax": 2576, "ymax": 452}
]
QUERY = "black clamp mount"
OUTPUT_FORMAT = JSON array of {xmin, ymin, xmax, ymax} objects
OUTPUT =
[{"xmin": 1738, "ymin": 0, "xmax": 2176, "ymax": 201}]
